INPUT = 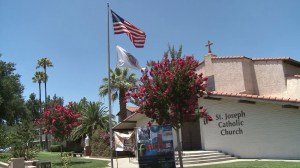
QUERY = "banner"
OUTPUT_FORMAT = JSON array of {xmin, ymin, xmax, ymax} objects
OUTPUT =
[
  {"xmin": 137, "ymin": 125, "xmax": 175, "ymax": 168},
  {"xmin": 114, "ymin": 131, "xmax": 135, "ymax": 152}
]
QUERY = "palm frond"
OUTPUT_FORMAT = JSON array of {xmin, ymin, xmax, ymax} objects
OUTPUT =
[{"xmin": 99, "ymin": 67, "xmax": 137, "ymax": 112}]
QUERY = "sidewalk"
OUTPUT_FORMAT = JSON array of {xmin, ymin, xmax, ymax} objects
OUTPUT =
[
  {"xmin": 83, "ymin": 156, "xmax": 300, "ymax": 168},
  {"xmin": 82, "ymin": 156, "xmax": 138, "ymax": 168},
  {"xmin": 107, "ymin": 158, "xmax": 138, "ymax": 168}
]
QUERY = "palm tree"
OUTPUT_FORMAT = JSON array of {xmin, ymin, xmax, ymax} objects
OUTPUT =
[
  {"xmin": 36, "ymin": 58, "xmax": 53, "ymax": 108},
  {"xmin": 36, "ymin": 57, "xmax": 53, "ymax": 151},
  {"xmin": 71, "ymin": 101, "xmax": 113, "ymax": 140},
  {"xmin": 99, "ymin": 67, "xmax": 137, "ymax": 121},
  {"xmin": 32, "ymin": 71, "xmax": 46, "ymax": 150}
]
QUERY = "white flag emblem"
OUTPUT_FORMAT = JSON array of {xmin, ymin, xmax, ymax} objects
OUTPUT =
[{"xmin": 116, "ymin": 45, "xmax": 142, "ymax": 70}]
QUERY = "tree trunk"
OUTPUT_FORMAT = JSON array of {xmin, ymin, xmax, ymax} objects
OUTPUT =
[
  {"xmin": 38, "ymin": 82, "xmax": 43, "ymax": 150},
  {"xmin": 44, "ymin": 68, "xmax": 49, "ymax": 151},
  {"xmin": 119, "ymin": 87, "xmax": 127, "ymax": 121},
  {"xmin": 60, "ymin": 142, "xmax": 64, "ymax": 157},
  {"xmin": 175, "ymin": 128, "xmax": 183, "ymax": 168}
]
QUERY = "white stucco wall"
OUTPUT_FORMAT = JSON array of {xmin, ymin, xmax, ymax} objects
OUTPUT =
[
  {"xmin": 253, "ymin": 61, "xmax": 286, "ymax": 97},
  {"xmin": 286, "ymin": 78, "xmax": 300, "ymax": 99},
  {"xmin": 199, "ymin": 98, "xmax": 300, "ymax": 159},
  {"xmin": 213, "ymin": 59, "xmax": 246, "ymax": 93},
  {"xmin": 283, "ymin": 62, "xmax": 300, "ymax": 75},
  {"xmin": 242, "ymin": 58, "xmax": 258, "ymax": 94},
  {"xmin": 136, "ymin": 115, "xmax": 151, "ymax": 128},
  {"xmin": 197, "ymin": 62, "xmax": 205, "ymax": 75}
]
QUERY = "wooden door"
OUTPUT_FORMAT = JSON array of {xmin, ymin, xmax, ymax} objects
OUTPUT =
[{"xmin": 181, "ymin": 120, "xmax": 201, "ymax": 150}]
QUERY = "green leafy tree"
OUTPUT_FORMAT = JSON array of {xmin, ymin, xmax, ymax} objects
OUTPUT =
[
  {"xmin": 0, "ymin": 125, "xmax": 9, "ymax": 149},
  {"xmin": 25, "ymin": 93, "xmax": 42, "ymax": 149},
  {"xmin": 127, "ymin": 46, "xmax": 208, "ymax": 168},
  {"xmin": 0, "ymin": 55, "xmax": 27, "ymax": 125},
  {"xmin": 71, "ymin": 97, "xmax": 88, "ymax": 113},
  {"xmin": 36, "ymin": 57, "xmax": 53, "ymax": 151},
  {"xmin": 99, "ymin": 67, "xmax": 137, "ymax": 121},
  {"xmin": 49, "ymin": 94, "xmax": 64, "ymax": 106},
  {"xmin": 71, "ymin": 100, "xmax": 112, "ymax": 140},
  {"xmin": 9, "ymin": 121, "xmax": 38, "ymax": 160},
  {"xmin": 25, "ymin": 93, "xmax": 40, "ymax": 119}
]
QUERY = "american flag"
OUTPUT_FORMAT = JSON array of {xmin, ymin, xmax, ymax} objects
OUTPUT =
[{"xmin": 111, "ymin": 10, "xmax": 146, "ymax": 48}]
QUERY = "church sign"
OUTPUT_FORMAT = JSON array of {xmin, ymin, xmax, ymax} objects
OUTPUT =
[{"xmin": 215, "ymin": 110, "xmax": 246, "ymax": 135}]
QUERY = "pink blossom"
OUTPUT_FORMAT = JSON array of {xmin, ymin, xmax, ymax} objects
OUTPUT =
[
  {"xmin": 131, "ymin": 93, "xmax": 138, "ymax": 99},
  {"xmin": 127, "ymin": 49, "xmax": 210, "ymax": 128},
  {"xmin": 165, "ymin": 71, "xmax": 171, "ymax": 76},
  {"xmin": 147, "ymin": 121, "xmax": 152, "ymax": 127},
  {"xmin": 140, "ymin": 86, "xmax": 146, "ymax": 93}
]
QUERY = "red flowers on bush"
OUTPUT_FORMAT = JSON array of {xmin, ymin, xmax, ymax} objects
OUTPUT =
[
  {"xmin": 126, "ymin": 53, "xmax": 209, "ymax": 129},
  {"xmin": 34, "ymin": 102, "xmax": 81, "ymax": 142},
  {"xmin": 201, "ymin": 108, "xmax": 213, "ymax": 123}
]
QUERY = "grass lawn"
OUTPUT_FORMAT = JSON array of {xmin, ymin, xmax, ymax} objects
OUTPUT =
[
  {"xmin": 190, "ymin": 161, "xmax": 300, "ymax": 168},
  {"xmin": 36, "ymin": 152, "xmax": 109, "ymax": 168}
]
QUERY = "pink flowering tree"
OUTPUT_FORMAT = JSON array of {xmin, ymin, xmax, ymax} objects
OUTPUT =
[
  {"xmin": 35, "ymin": 102, "xmax": 81, "ymax": 156},
  {"xmin": 127, "ymin": 47, "xmax": 209, "ymax": 168}
]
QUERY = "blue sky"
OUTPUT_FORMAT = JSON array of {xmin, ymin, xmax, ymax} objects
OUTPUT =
[{"xmin": 1, "ymin": 0, "xmax": 300, "ymax": 115}]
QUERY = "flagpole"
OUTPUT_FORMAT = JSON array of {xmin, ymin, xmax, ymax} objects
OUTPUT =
[{"xmin": 107, "ymin": 3, "xmax": 114, "ymax": 168}]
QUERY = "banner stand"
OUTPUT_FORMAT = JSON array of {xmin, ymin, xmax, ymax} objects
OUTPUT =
[
  {"xmin": 128, "ymin": 151, "xmax": 131, "ymax": 162},
  {"xmin": 137, "ymin": 125, "xmax": 176, "ymax": 168},
  {"xmin": 115, "ymin": 150, "xmax": 118, "ymax": 168}
]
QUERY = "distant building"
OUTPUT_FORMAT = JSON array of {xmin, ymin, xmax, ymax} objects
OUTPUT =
[
  {"xmin": 113, "ymin": 52, "xmax": 300, "ymax": 159},
  {"xmin": 116, "ymin": 106, "xmax": 139, "ymax": 123}
]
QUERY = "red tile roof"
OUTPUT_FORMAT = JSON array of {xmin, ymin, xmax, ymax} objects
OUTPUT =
[
  {"xmin": 127, "ymin": 106, "xmax": 139, "ymax": 112},
  {"xmin": 253, "ymin": 57, "xmax": 289, "ymax": 61},
  {"xmin": 209, "ymin": 91, "xmax": 300, "ymax": 103},
  {"xmin": 199, "ymin": 60, "xmax": 204, "ymax": 65},
  {"xmin": 287, "ymin": 75, "xmax": 300, "ymax": 78},
  {"xmin": 199, "ymin": 56, "xmax": 300, "ymax": 67},
  {"xmin": 212, "ymin": 56, "xmax": 249, "ymax": 59},
  {"xmin": 116, "ymin": 106, "xmax": 139, "ymax": 116},
  {"xmin": 123, "ymin": 112, "xmax": 138, "ymax": 121}
]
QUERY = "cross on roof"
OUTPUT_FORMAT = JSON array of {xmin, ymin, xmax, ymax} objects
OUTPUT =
[{"xmin": 205, "ymin": 40, "xmax": 213, "ymax": 53}]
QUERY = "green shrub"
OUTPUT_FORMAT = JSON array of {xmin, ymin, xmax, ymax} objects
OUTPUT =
[
  {"xmin": 91, "ymin": 129, "xmax": 110, "ymax": 157},
  {"xmin": 0, "ymin": 125, "xmax": 9, "ymax": 149},
  {"xmin": 65, "ymin": 142, "xmax": 83, "ymax": 153},
  {"xmin": 50, "ymin": 145, "xmax": 61, "ymax": 152},
  {"xmin": 9, "ymin": 144, "xmax": 39, "ymax": 160},
  {"xmin": 25, "ymin": 145, "xmax": 39, "ymax": 160},
  {"xmin": 8, "ymin": 121, "xmax": 38, "ymax": 160},
  {"xmin": 0, "ymin": 153, "xmax": 11, "ymax": 162},
  {"xmin": 61, "ymin": 152, "xmax": 72, "ymax": 168}
]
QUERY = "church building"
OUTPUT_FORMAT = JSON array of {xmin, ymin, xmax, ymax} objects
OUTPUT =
[{"xmin": 113, "ymin": 45, "xmax": 300, "ymax": 160}]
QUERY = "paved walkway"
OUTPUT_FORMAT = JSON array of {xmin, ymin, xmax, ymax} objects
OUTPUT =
[
  {"xmin": 83, "ymin": 157, "xmax": 138, "ymax": 168},
  {"xmin": 108, "ymin": 158, "xmax": 139, "ymax": 168},
  {"xmin": 83, "ymin": 156, "xmax": 300, "ymax": 168}
]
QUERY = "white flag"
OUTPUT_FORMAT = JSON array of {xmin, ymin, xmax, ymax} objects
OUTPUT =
[{"xmin": 116, "ymin": 45, "xmax": 142, "ymax": 70}]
